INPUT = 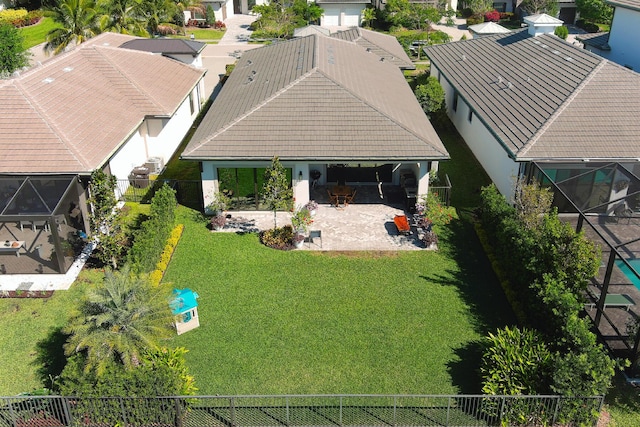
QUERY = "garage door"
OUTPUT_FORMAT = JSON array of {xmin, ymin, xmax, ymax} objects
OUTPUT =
[
  {"xmin": 322, "ymin": 6, "xmax": 340, "ymax": 26},
  {"xmin": 342, "ymin": 7, "xmax": 361, "ymax": 26}
]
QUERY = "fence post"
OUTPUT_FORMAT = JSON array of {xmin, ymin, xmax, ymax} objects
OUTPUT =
[
  {"xmin": 175, "ymin": 397, "xmax": 183, "ymax": 427},
  {"xmin": 62, "ymin": 396, "xmax": 73, "ymax": 427},
  {"xmin": 552, "ymin": 396, "xmax": 560, "ymax": 425},
  {"xmin": 446, "ymin": 396, "xmax": 451, "ymax": 427},
  {"xmin": 286, "ymin": 396, "xmax": 290, "ymax": 426},
  {"xmin": 230, "ymin": 397, "xmax": 236, "ymax": 427},
  {"xmin": 119, "ymin": 397, "xmax": 128, "ymax": 427},
  {"xmin": 393, "ymin": 396, "xmax": 397, "ymax": 427},
  {"xmin": 339, "ymin": 396, "xmax": 343, "ymax": 427}
]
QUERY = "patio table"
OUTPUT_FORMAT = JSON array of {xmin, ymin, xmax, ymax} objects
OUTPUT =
[
  {"xmin": 331, "ymin": 185, "xmax": 353, "ymax": 206},
  {"xmin": 0, "ymin": 240, "xmax": 25, "ymax": 257}
]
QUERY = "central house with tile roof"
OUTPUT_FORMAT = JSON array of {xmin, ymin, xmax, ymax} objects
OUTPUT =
[
  {"xmin": 182, "ymin": 31, "xmax": 448, "ymax": 209},
  {"xmin": 424, "ymin": 15, "xmax": 640, "ymax": 212}
]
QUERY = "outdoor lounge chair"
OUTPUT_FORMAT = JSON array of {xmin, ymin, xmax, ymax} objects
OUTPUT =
[
  {"xmin": 587, "ymin": 293, "xmax": 635, "ymax": 311},
  {"xmin": 613, "ymin": 204, "xmax": 637, "ymax": 224},
  {"xmin": 344, "ymin": 190, "xmax": 356, "ymax": 206},
  {"xmin": 394, "ymin": 215, "xmax": 411, "ymax": 236}
]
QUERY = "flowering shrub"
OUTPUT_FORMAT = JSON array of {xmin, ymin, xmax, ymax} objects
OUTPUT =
[
  {"xmin": 421, "ymin": 192, "xmax": 455, "ymax": 227},
  {"xmin": 421, "ymin": 230, "xmax": 438, "ymax": 247},
  {"xmin": 260, "ymin": 225, "xmax": 295, "ymax": 250},
  {"xmin": 150, "ymin": 224, "xmax": 184, "ymax": 286},
  {"xmin": 484, "ymin": 10, "xmax": 500, "ymax": 22},
  {"xmin": 291, "ymin": 207, "xmax": 313, "ymax": 233},
  {"xmin": 214, "ymin": 20, "xmax": 226, "ymax": 29},
  {"xmin": 0, "ymin": 9, "xmax": 27, "ymax": 26},
  {"xmin": 304, "ymin": 200, "xmax": 319, "ymax": 211}
]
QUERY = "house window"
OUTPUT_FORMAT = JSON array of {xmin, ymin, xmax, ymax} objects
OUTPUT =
[
  {"xmin": 468, "ymin": 110, "xmax": 473, "ymax": 123},
  {"xmin": 452, "ymin": 91, "xmax": 459, "ymax": 112},
  {"xmin": 492, "ymin": 2, "xmax": 506, "ymax": 12},
  {"xmin": 189, "ymin": 92, "xmax": 195, "ymax": 115}
]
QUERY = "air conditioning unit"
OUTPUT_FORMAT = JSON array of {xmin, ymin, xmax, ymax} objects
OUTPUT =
[{"xmin": 145, "ymin": 157, "xmax": 164, "ymax": 174}]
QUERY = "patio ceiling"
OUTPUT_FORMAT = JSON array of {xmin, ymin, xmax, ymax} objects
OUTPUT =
[{"xmin": 0, "ymin": 175, "xmax": 78, "ymax": 220}]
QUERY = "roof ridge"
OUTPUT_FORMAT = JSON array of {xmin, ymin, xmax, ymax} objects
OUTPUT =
[
  {"xmin": 14, "ymin": 80, "xmax": 88, "ymax": 169},
  {"xmin": 184, "ymin": 69, "xmax": 318, "ymax": 156},
  {"xmin": 315, "ymin": 68, "xmax": 449, "ymax": 157},
  {"xmin": 518, "ymin": 59, "xmax": 607, "ymax": 158}
]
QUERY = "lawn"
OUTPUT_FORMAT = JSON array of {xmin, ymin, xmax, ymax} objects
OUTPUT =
[
  {"xmin": 18, "ymin": 17, "xmax": 61, "ymax": 49},
  {"xmin": 164, "ymin": 207, "xmax": 514, "ymax": 395},
  {"xmin": 174, "ymin": 27, "xmax": 225, "ymax": 41}
]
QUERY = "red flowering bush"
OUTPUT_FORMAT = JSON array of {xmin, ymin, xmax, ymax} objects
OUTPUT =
[{"xmin": 484, "ymin": 10, "xmax": 500, "ymax": 22}]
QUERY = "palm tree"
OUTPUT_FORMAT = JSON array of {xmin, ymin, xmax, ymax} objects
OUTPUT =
[
  {"xmin": 135, "ymin": 0, "xmax": 177, "ymax": 36},
  {"xmin": 99, "ymin": 0, "xmax": 148, "ymax": 36},
  {"xmin": 64, "ymin": 266, "xmax": 174, "ymax": 374},
  {"xmin": 44, "ymin": 0, "xmax": 101, "ymax": 55}
]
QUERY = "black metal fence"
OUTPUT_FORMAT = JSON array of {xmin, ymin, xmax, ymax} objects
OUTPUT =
[
  {"xmin": 428, "ymin": 174, "xmax": 452, "ymax": 206},
  {"xmin": 117, "ymin": 179, "xmax": 203, "ymax": 211},
  {"xmin": 0, "ymin": 394, "xmax": 603, "ymax": 427}
]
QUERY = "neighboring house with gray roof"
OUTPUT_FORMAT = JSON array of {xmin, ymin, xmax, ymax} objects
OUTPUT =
[
  {"xmin": 424, "ymin": 15, "xmax": 640, "ymax": 204},
  {"xmin": 0, "ymin": 32, "xmax": 206, "ymax": 183},
  {"xmin": 578, "ymin": 0, "xmax": 640, "ymax": 71},
  {"xmin": 330, "ymin": 27, "xmax": 415, "ymax": 69},
  {"xmin": 182, "ymin": 33, "xmax": 448, "ymax": 208},
  {"xmin": 119, "ymin": 38, "xmax": 206, "ymax": 68}
]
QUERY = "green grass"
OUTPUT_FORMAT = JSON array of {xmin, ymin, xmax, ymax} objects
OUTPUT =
[
  {"xmin": 18, "ymin": 17, "xmax": 61, "ymax": 49},
  {"xmin": 0, "ymin": 270, "xmax": 101, "ymax": 395},
  {"xmin": 164, "ymin": 207, "xmax": 514, "ymax": 395},
  {"xmin": 174, "ymin": 28, "xmax": 225, "ymax": 41}
]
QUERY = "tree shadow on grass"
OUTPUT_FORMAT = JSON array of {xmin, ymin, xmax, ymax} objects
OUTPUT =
[
  {"xmin": 32, "ymin": 326, "xmax": 69, "ymax": 391},
  {"xmin": 420, "ymin": 214, "xmax": 516, "ymax": 393}
]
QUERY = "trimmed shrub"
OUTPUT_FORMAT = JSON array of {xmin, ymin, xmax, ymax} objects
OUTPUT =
[
  {"xmin": 466, "ymin": 14, "xmax": 484, "ymax": 26},
  {"xmin": 260, "ymin": 225, "xmax": 295, "ymax": 250},
  {"xmin": 0, "ymin": 9, "xmax": 28, "ymax": 26},
  {"xmin": 129, "ymin": 184, "xmax": 178, "ymax": 273},
  {"xmin": 554, "ymin": 25, "xmax": 569, "ymax": 39},
  {"xmin": 150, "ymin": 224, "xmax": 184, "ymax": 286}
]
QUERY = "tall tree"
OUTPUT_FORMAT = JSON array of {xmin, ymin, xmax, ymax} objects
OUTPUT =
[
  {"xmin": 64, "ymin": 266, "xmax": 174, "ymax": 374},
  {"xmin": 415, "ymin": 76, "xmax": 445, "ymax": 117},
  {"xmin": 135, "ymin": 0, "xmax": 177, "ymax": 35},
  {"xmin": 99, "ymin": 0, "xmax": 148, "ymax": 36},
  {"xmin": 575, "ymin": 0, "xmax": 613, "ymax": 23},
  {"xmin": 0, "ymin": 24, "xmax": 30, "ymax": 77},
  {"xmin": 361, "ymin": 7, "xmax": 376, "ymax": 28},
  {"xmin": 261, "ymin": 156, "xmax": 293, "ymax": 228},
  {"xmin": 520, "ymin": 0, "xmax": 558, "ymax": 15},
  {"xmin": 44, "ymin": 0, "xmax": 101, "ymax": 55}
]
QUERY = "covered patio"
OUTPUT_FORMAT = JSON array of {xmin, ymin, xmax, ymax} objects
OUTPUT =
[{"xmin": 0, "ymin": 175, "xmax": 91, "ymax": 276}]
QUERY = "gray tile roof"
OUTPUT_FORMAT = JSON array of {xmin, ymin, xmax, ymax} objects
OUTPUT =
[
  {"xmin": 331, "ymin": 27, "xmax": 414, "ymax": 69},
  {"xmin": 424, "ymin": 30, "xmax": 640, "ymax": 160},
  {"xmin": 120, "ymin": 38, "xmax": 206, "ymax": 55},
  {"xmin": 576, "ymin": 32, "xmax": 610, "ymax": 50},
  {"xmin": 0, "ymin": 33, "xmax": 205, "ymax": 174},
  {"xmin": 182, "ymin": 35, "xmax": 447, "ymax": 162},
  {"xmin": 607, "ymin": 0, "xmax": 640, "ymax": 11}
]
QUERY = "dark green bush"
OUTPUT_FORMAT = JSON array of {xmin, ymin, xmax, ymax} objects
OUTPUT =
[
  {"xmin": 128, "ymin": 184, "xmax": 177, "ymax": 273},
  {"xmin": 478, "ymin": 184, "xmax": 614, "ymax": 420}
]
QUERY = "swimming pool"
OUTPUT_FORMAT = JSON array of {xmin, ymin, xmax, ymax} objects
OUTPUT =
[{"xmin": 614, "ymin": 259, "xmax": 640, "ymax": 291}]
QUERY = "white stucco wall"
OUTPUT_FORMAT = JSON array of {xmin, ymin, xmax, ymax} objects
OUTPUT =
[
  {"xmin": 607, "ymin": 6, "xmax": 640, "ymax": 71},
  {"xmin": 109, "ymin": 85, "xmax": 202, "ymax": 190},
  {"xmin": 433, "ymin": 67, "xmax": 520, "ymax": 197},
  {"xmin": 166, "ymin": 53, "xmax": 203, "ymax": 68}
]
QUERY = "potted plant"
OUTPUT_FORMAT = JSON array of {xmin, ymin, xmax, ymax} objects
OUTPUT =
[
  {"xmin": 421, "ymin": 230, "xmax": 438, "ymax": 250},
  {"xmin": 304, "ymin": 200, "xmax": 319, "ymax": 216},
  {"xmin": 210, "ymin": 214, "xmax": 226, "ymax": 231},
  {"xmin": 206, "ymin": 190, "xmax": 231, "ymax": 215},
  {"xmin": 293, "ymin": 233, "xmax": 305, "ymax": 249},
  {"xmin": 291, "ymin": 207, "xmax": 313, "ymax": 234}
]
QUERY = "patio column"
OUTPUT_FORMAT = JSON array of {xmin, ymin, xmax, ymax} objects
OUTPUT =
[
  {"xmin": 417, "ymin": 161, "xmax": 431, "ymax": 195},
  {"xmin": 201, "ymin": 161, "xmax": 219, "ymax": 213},
  {"xmin": 293, "ymin": 164, "xmax": 310, "ymax": 206}
]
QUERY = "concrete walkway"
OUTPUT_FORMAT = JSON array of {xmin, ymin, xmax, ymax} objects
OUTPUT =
[{"xmin": 218, "ymin": 14, "xmax": 256, "ymax": 44}]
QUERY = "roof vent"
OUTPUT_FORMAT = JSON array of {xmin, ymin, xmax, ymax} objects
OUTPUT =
[
  {"xmin": 461, "ymin": 54, "xmax": 466, "ymax": 61},
  {"xmin": 251, "ymin": 70, "xmax": 257, "ymax": 75},
  {"xmin": 525, "ymin": 76, "xmax": 531, "ymax": 82},
  {"xmin": 366, "ymin": 47, "xmax": 372, "ymax": 52},
  {"xmin": 42, "ymin": 77, "xmax": 54, "ymax": 83},
  {"xmin": 565, "ymin": 56, "xmax": 574, "ymax": 62},
  {"xmin": 63, "ymin": 67, "xmax": 73, "ymax": 72},
  {"xmin": 506, "ymin": 81, "xmax": 513, "ymax": 89},
  {"xmin": 496, "ymin": 75, "xmax": 502, "ymax": 84},
  {"xmin": 380, "ymin": 57, "xmax": 385, "ymax": 62},
  {"xmin": 552, "ymin": 50, "xmax": 560, "ymax": 55}
]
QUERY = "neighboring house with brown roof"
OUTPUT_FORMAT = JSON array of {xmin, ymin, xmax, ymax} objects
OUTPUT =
[
  {"xmin": 181, "ymin": 33, "xmax": 448, "ymax": 208},
  {"xmin": 0, "ymin": 32, "xmax": 206, "ymax": 184},
  {"xmin": 578, "ymin": 0, "xmax": 640, "ymax": 71},
  {"xmin": 424, "ymin": 15, "xmax": 640, "ymax": 205}
]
